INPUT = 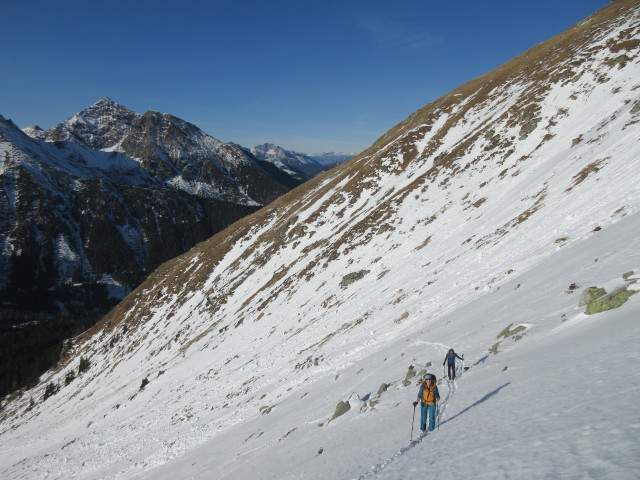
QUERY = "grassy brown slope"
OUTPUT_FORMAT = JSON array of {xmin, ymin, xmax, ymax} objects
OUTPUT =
[{"xmin": 74, "ymin": 0, "xmax": 640, "ymax": 359}]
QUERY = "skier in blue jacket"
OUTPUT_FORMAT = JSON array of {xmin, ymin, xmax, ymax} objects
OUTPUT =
[
  {"xmin": 443, "ymin": 348, "xmax": 463, "ymax": 380},
  {"xmin": 412, "ymin": 373, "xmax": 440, "ymax": 435}
]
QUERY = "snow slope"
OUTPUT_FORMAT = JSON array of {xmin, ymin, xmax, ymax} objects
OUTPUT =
[{"xmin": 1, "ymin": 2, "xmax": 639, "ymax": 479}]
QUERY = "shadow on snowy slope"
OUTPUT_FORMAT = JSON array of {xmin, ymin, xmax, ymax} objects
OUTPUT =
[
  {"xmin": 441, "ymin": 382, "xmax": 510, "ymax": 426},
  {"xmin": 473, "ymin": 355, "xmax": 490, "ymax": 366}
]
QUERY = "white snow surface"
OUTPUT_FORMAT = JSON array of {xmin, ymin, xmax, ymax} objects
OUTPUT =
[{"xmin": 1, "ymin": 5, "xmax": 640, "ymax": 480}]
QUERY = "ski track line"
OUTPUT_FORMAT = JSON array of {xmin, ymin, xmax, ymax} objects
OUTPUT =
[{"xmin": 353, "ymin": 366, "xmax": 462, "ymax": 480}]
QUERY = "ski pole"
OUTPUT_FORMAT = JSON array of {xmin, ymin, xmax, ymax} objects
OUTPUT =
[{"xmin": 411, "ymin": 403, "xmax": 417, "ymax": 441}]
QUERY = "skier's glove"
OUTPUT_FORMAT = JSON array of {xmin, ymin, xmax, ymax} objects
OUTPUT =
[{"xmin": 412, "ymin": 401, "xmax": 418, "ymax": 407}]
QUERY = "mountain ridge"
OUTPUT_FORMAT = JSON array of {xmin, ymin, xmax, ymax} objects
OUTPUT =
[{"xmin": 249, "ymin": 142, "xmax": 352, "ymax": 181}]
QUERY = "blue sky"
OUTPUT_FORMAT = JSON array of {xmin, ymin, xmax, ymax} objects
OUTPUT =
[{"xmin": 1, "ymin": 0, "xmax": 610, "ymax": 154}]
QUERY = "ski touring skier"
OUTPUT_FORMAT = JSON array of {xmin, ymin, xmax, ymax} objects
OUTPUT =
[
  {"xmin": 412, "ymin": 373, "xmax": 440, "ymax": 436},
  {"xmin": 443, "ymin": 348, "xmax": 463, "ymax": 380}
]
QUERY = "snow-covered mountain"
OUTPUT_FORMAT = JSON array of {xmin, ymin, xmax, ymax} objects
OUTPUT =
[
  {"xmin": 20, "ymin": 125, "xmax": 47, "ymax": 139},
  {"xmin": 1, "ymin": 2, "xmax": 639, "ymax": 479},
  {"xmin": 46, "ymin": 99, "xmax": 296, "ymax": 205},
  {"xmin": 0, "ymin": 100, "xmax": 300, "ymax": 321},
  {"xmin": 250, "ymin": 143, "xmax": 349, "ymax": 181}
]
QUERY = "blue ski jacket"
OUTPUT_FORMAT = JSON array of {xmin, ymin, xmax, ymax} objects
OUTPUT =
[{"xmin": 443, "ymin": 351, "xmax": 463, "ymax": 366}]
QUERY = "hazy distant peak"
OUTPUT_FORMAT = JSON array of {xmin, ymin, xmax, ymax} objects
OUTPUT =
[
  {"xmin": 309, "ymin": 151, "xmax": 355, "ymax": 166},
  {"xmin": 250, "ymin": 142, "xmax": 330, "ymax": 180},
  {"xmin": 21, "ymin": 124, "xmax": 47, "ymax": 139}
]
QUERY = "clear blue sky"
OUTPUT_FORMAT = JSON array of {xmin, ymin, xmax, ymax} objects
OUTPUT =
[{"xmin": 0, "ymin": 0, "xmax": 611, "ymax": 154}]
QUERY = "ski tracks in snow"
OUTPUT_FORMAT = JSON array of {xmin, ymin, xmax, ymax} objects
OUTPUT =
[{"xmin": 353, "ymin": 374, "xmax": 459, "ymax": 480}]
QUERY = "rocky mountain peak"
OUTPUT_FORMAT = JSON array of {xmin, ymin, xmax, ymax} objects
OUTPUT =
[
  {"xmin": 136, "ymin": 109, "xmax": 208, "ymax": 144},
  {"xmin": 95, "ymin": 96, "xmax": 116, "ymax": 106},
  {"xmin": 46, "ymin": 98, "xmax": 140, "ymax": 149},
  {"xmin": 21, "ymin": 124, "xmax": 46, "ymax": 139},
  {"xmin": 252, "ymin": 142, "xmax": 287, "ymax": 158}
]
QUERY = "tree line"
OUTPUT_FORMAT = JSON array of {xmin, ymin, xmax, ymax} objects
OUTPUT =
[{"xmin": 0, "ymin": 312, "xmax": 97, "ymax": 399}]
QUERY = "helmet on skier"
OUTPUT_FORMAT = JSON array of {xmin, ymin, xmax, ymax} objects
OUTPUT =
[{"xmin": 423, "ymin": 373, "xmax": 436, "ymax": 381}]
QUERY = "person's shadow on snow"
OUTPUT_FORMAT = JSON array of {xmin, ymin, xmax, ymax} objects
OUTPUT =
[
  {"xmin": 473, "ymin": 355, "xmax": 490, "ymax": 366},
  {"xmin": 441, "ymin": 382, "xmax": 510, "ymax": 426}
]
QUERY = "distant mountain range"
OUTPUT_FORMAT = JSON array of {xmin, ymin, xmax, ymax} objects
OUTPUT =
[
  {"xmin": 0, "ymin": 99, "xmax": 351, "ymax": 324},
  {"xmin": 250, "ymin": 143, "xmax": 354, "ymax": 181},
  {"xmin": 309, "ymin": 151, "xmax": 355, "ymax": 166}
]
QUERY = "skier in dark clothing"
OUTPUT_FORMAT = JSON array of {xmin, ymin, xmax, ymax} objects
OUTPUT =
[{"xmin": 443, "ymin": 348, "xmax": 463, "ymax": 380}]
